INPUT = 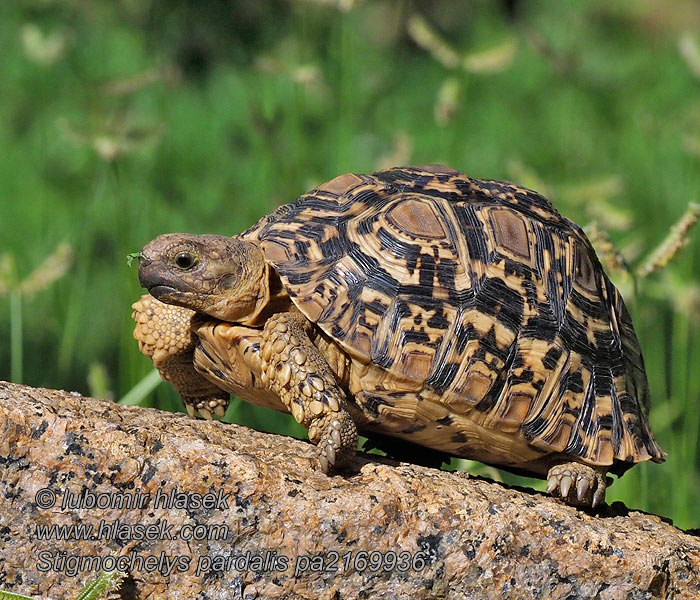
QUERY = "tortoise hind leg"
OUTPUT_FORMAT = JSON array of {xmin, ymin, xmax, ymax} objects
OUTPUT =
[
  {"xmin": 132, "ymin": 294, "xmax": 229, "ymax": 419},
  {"xmin": 546, "ymin": 462, "xmax": 608, "ymax": 508},
  {"xmin": 260, "ymin": 312, "xmax": 358, "ymax": 473}
]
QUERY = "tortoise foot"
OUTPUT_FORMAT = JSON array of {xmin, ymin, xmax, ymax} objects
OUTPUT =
[
  {"xmin": 183, "ymin": 396, "xmax": 229, "ymax": 420},
  {"xmin": 546, "ymin": 462, "xmax": 607, "ymax": 508},
  {"xmin": 308, "ymin": 411, "xmax": 358, "ymax": 473}
]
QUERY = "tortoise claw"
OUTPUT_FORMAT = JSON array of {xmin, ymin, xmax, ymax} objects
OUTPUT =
[
  {"xmin": 559, "ymin": 475, "xmax": 573, "ymax": 498},
  {"xmin": 576, "ymin": 477, "xmax": 589, "ymax": 502},
  {"xmin": 324, "ymin": 440, "xmax": 337, "ymax": 467},
  {"xmin": 318, "ymin": 451, "xmax": 329, "ymax": 474},
  {"xmin": 592, "ymin": 486, "xmax": 605, "ymax": 508}
]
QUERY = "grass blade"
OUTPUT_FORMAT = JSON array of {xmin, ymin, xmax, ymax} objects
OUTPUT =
[
  {"xmin": 118, "ymin": 369, "xmax": 162, "ymax": 406},
  {"xmin": 9, "ymin": 290, "xmax": 22, "ymax": 383}
]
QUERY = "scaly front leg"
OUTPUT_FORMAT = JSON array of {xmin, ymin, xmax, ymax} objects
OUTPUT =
[
  {"xmin": 132, "ymin": 294, "xmax": 229, "ymax": 420},
  {"xmin": 260, "ymin": 312, "xmax": 358, "ymax": 473}
]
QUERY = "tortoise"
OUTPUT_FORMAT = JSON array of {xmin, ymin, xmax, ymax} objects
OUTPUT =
[{"xmin": 132, "ymin": 165, "xmax": 665, "ymax": 507}]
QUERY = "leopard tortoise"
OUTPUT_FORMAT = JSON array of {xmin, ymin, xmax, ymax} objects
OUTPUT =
[{"xmin": 132, "ymin": 165, "xmax": 665, "ymax": 507}]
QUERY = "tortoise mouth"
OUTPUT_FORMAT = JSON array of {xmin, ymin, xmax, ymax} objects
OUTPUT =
[
  {"xmin": 138, "ymin": 263, "xmax": 189, "ymax": 299},
  {"xmin": 148, "ymin": 284, "xmax": 180, "ymax": 299}
]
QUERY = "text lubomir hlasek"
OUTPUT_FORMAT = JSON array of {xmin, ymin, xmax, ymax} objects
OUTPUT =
[{"xmin": 59, "ymin": 487, "xmax": 231, "ymax": 511}]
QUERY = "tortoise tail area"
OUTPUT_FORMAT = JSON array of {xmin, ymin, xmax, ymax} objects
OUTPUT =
[{"xmin": 518, "ymin": 277, "xmax": 666, "ymax": 471}]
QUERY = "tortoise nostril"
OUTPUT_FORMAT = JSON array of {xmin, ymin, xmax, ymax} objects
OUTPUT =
[{"xmin": 137, "ymin": 260, "xmax": 156, "ymax": 288}]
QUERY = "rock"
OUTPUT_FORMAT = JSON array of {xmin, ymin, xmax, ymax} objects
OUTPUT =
[{"xmin": 0, "ymin": 381, "xmax": 698, "ymax": 599}]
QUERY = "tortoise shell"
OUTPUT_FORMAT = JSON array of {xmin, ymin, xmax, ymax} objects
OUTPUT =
[{"xmin": 239, "ymin": 165, "xmax": 664, "ymax": 474}]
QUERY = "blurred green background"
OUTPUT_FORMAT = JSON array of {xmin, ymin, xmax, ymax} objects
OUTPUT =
[{"xmin": 1, "ymin": 0, "xmax": 698, "ymax": 529}]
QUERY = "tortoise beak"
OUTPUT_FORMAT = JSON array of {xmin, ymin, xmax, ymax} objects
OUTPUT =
[
  {"xmin": 138, "ymin": 271, "xmax": 174, "ymax": 301},
  {"xmin": 137, "ymin": 253, "xmax": 174, "ymax": 298},
  {"xmin": 137, "ymin": 260, "xmax": 155, "ymax": 290}
]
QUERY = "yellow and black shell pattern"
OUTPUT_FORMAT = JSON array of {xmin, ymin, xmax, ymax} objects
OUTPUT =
[{"xmin": 242, "ymin": 165, "xmax": 665, "ymax": 474}]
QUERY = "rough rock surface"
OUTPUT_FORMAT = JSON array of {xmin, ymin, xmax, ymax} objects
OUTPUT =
[{"xmin": 0, "ymin": 381, "xmax": 698, "ymax": 600}]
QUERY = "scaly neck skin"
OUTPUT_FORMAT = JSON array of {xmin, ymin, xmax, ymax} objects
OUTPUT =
[
  {"xmin": 245, "ymin": 268, "xmax": 295, "ymax": 327},
  {"xmin": 209, "ymin": 240, "xmax": 271, "ymax": 325}
]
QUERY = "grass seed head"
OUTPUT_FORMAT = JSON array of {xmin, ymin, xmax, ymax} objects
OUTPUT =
[
  {"xmin": 407, "ymin": 15, "xmax": 460, "ymax": 69},
  {"xmin": 19, "ymin": 243, "xmax": 73, "ymax": 297},
  {"xmin": 637, "ymin": 202, "xmax": 700, "ymax": 278},
  {"xmin": 584, "ymin": 221, "xmax": 629, "ymax": 276}
]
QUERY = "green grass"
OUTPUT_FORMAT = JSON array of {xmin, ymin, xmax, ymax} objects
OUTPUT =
[{"xmin": 0, "ymin": 0, "xmax": 698, "ymax": 529}]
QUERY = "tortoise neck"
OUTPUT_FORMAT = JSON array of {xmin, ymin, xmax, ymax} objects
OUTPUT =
[
  {"xmin": 244, "ymin": 268, "xmax": 295, "ymax": 326},
  {"xmin": 199, "ymin": 239, "xmax": 270, "ymax": 324},
  {"xmin": 226, "ymin": 240, "xmax": 271, "ymax": 325}
]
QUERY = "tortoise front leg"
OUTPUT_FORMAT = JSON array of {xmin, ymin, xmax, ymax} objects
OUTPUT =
[
  {"xmin": 260, "ymin": 312, "xmax": 358, "ymax": 473},
  {"xmin": 132, "ymin": 294, "xmax": 229, "ymax": 420}
]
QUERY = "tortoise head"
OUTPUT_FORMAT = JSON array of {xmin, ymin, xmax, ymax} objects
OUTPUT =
[{"xmin": 138, "ymin": 233, "xmax": 269, "ymax": 323}]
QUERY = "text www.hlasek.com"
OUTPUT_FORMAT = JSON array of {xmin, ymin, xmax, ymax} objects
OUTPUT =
[{"xmin": 34, "ymin": 519, "xmax": 228, "ymax": 542}]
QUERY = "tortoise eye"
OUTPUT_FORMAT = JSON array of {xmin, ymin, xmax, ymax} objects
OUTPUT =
[{"xmin": 174, "ymin": 251, "xmax": 197, "ymax": 270}]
